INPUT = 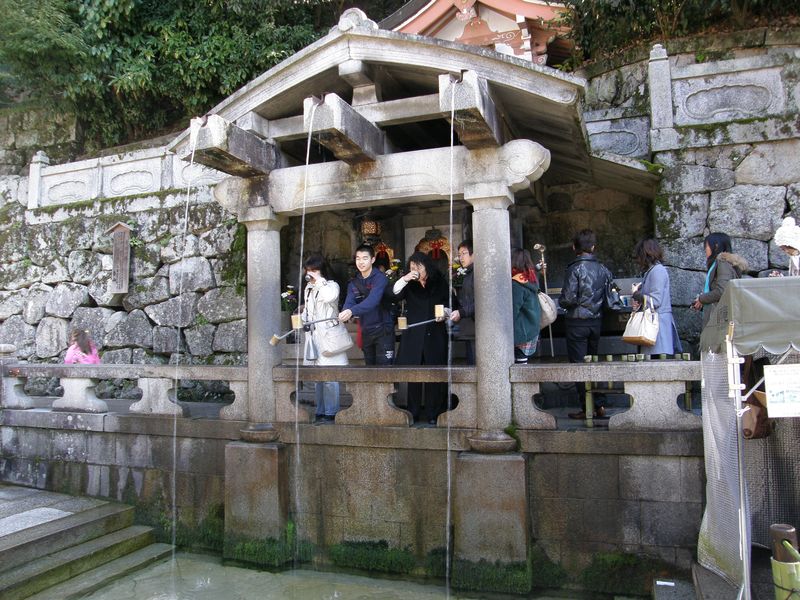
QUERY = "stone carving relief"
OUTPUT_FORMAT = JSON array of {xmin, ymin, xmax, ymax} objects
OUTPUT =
[
  {"xmin": 685, "ymin": 84, "xmax": 772, "ymax": 120},
  {"xmin": 673, "ymin": 68, "xmax": 784, "ymax": 126},
  {"xmin": 585, "ymin": 116, "xmax": 650, "ymax": 158},
  {"xmin": 174, "ymin": 161, "xmax": 226, "ymax": 188},
  {"xmin": 589, "ymin": 131, "xmax": 639, "ymax": 156},
  {"xmin": 108, "ymin": 170, "xmax": 156, "ymax": 196},
  {"xmin": 45, "ymin": 180, "xmax": 89, "ymax": 205}
]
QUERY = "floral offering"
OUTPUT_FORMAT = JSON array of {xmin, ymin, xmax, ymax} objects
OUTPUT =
[
  {"xmin": 280, "ymin": 285, "xmax": 298, "ymax": 312},
  {"xmin": 453, "ymin": 264, "xmax": 468, "ymax": 287},
  {"xmin": 386, "ymin": 259, "xmax": 403, "ymax": 282}
]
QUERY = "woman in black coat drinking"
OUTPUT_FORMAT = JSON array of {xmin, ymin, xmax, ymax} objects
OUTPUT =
[{"xmin": 391, "ymin": 251, "xmax": 453, "ymax": 424}]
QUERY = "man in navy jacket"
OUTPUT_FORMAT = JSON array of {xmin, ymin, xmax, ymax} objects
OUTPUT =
[{"xmin": 339, "ymin": 244, "xmax": 395, "ymax": 365}]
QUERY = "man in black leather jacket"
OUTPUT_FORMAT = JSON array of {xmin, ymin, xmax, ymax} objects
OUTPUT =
[{"xmin": 558, "ymin": 229, "xmax": 615, "ymax": 418}]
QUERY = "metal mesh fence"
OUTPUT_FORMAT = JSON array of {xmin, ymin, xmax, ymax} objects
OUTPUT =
[
  {"xmin": 744, "ymin": 350, "xmax": 800, "ymax": 549},
  {"xmin": 698, "ymin": 349, "xmax": 800, "ymax": 588},
  {"xmin": 698, "ymin": 350, "xmax": 749, "ymax": 588}
]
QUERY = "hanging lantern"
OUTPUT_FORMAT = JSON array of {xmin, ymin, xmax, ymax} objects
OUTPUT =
[{"xmin": 360, "ymin": 218, "xmax": 381, "ymax": 237}]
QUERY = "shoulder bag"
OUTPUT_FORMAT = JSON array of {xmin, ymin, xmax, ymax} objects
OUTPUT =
[
  {"xmin": 538, "ymin": 291, "xmax": 557, "ymax": 329},
  {"xmin": 622, "ymin": 296, "xmax": 659, "ymax": 346},
  {"xmin": 316, "ymin": 320, "xmax": 354, "ymax": 357}
]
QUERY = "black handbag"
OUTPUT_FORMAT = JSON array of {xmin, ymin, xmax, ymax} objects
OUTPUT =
[{"xmin": 604, "ymin": 277, "xmax": 623, "ymax": 312}]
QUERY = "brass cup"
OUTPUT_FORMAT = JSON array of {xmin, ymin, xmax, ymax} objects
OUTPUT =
[{"xmin": 269, "ymin": 335, "xmax": 281, "ymax": 346}]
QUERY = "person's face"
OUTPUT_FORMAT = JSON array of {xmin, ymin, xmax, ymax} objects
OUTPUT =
[
  {"xmin": 458, "ymin": 247, "xmax": 473, "ymax": 268},
  {"xmin": 704, "ymin": 242, "xmax": 712, "ymax": 259},
  {"xmin": 354, "ymin": 251, "xmax": 375, "ymax": 274},
  {"xmin": 305, "ymin": 268, "xmax": 320, "ymax": 280},
  {"xmin": 781, "ymin": 245, "xmax": 800, "ymax": 257},
  {"xmin": 410, "ymin": 261, "xmax": 427, "ymax": 281}
]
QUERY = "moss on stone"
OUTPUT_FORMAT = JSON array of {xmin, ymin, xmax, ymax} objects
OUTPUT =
[
  {"xmin": 424, "ymin": 547, "xmax": 448, "ymax": 578},
  {"xmin": 452, "ymin": 556, "xmax": 532, "ymax": 595},
  {"xmin": 224, "ymin": 522, "xmax": 313, "ymax": 568},
  {"xmin": 328, "ymin": 540, "xmax": 416, "ymax": 574},
  {"xmin": 530, "ymin": 545, "xmax": 567, "ymax": 589},
  {"xmin": 579, "ymin": 551, "xmax": 677, "ymax": 596},
  {"xmin": 218, "ymin": 222, "xmax": 247, "ymax": 295},
  {"xmin": 639, "ymin": 160, "xmax": 664, "ymax": 176},
  {"xmin": 130, "ymin": 493, "xmax": 224, "ymax": 552}
]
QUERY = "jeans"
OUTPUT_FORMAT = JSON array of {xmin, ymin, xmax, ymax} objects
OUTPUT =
[
  {"xmin": 315, "ymin": 382, "xmax": 340, "ymax": 417},
  {"xmin": 362, "ymin": 327, "xmax": 395, "ymax": 365}
]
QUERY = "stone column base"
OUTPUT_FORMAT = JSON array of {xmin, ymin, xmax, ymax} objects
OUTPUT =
[
  {"xmin": 453, "ymin": 452, "xmax": 531, "ymax": 594},
  {"xmin": 224, "ymin": 441, "xmax": 289, "ymax": 556}
]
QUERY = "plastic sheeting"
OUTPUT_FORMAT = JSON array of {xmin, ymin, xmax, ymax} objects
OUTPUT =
[
  {"xmin": 699, "ymin": 278, "xmax": 800, "ymax": 356},
  {"xmin": 698, "ymin": 347, "xmax": 800, "ymax": 590},
  {"xmin": 697, "ymin": 351, "xmax": 750, "ymax": 588}
]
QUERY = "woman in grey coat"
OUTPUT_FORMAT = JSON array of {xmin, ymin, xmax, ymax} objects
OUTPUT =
[{"xmin": 631, "ymin": 239, "xmax": 682, "ymax": 355}]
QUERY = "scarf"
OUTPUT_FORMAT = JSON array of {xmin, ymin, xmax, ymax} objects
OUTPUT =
[
  {"xmin": 703, "ymin": 261, "xmax": 717, "ymax": 294},
  {"xmin": 512, "ymin": 268, "xmax": 537, "ymax": 284}
]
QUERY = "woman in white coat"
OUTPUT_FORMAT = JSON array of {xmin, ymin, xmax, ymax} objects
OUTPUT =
[{"xmin": 302, "ymin": 255, "xmax": 348, "ymax": 423}]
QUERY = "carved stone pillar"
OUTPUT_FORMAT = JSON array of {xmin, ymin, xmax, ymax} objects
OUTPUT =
[
  {"xmin": 243, "ymin": 216, "xmax": 285, "ymax": 424},
  {"xmin": 648, "ymin": 44, "xmax": 673, "ymax": 131},
  {"xmin": 467, "ymin": 192, "xmax": 515, "ymax": 433}
]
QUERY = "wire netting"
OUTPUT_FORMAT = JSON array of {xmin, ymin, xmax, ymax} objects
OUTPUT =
[{"xmin": 698, "ymin": 349, "xmax": 800, "ymax": 588}]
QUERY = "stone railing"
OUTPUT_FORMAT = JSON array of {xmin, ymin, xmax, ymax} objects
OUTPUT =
[
  {"xmin": 272, "ymin": 366, "xmax": 477, "ymax": 427},
  {"xmin": 274, "ymin": 360, "xmax": 702, "ymax": 431},
  {"xmin": 26, "ymin": 147, "xmax": 226, "ymax": 209},
  {"xmin": 511, "ymin": 360, "xmax": 701, "ymax": 430},
  {"xmin": 0, "ymin": 362, "xmax": 247, "ymax": 419},
  {"xmin": 1, "ymin": 355, "xmax": 701, "ymax": 430}
]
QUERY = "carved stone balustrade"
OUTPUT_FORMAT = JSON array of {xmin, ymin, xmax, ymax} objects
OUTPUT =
[{"xmin": 0, "ymin": 364, "xmax": 247, "ymax": 418}]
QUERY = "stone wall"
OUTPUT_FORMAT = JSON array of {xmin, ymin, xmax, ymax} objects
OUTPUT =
[
  {"xmin": 0, "ymin": 411, "xmax": 705, "ymax": 578},
  {"xmin": 0, "ymin": 106, "xmax": 79, "ymax": 176},
  {"xmin": 1, "ymin": 410, "xmax": 238, "ymax": 542},
  {"xmin": 578, "ymin": 30, "xmax": 800, "ymax": 348},
  {"xmin": 0, "ymin": 180, "xmax": 247, "ymax": 372}
]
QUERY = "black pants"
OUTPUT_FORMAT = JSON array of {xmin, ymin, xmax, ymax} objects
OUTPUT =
[
  {"xmin": 565, "ymin": 317, "xmax": 602, "ymax": 404},
  {"xmin": 362, "ymin": 326, "xmax": 395, "ymax": 366},
  {"xmin": 407, "ymin": 382, "xmax": 448, "ymax": 423}
]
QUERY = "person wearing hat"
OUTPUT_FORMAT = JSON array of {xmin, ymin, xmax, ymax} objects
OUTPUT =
[{"xmin": 770, "ymin": 216, "xmax": 800, "ymax": 277}]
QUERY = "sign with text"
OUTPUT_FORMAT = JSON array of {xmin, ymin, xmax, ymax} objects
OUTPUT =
[
  {"xmin": 764, "ymin": 364, "xmax": 800, "ymax": 418},
  {"xmin": 105, "ymin": 222, "xmax": 131, "ymax": 294}
]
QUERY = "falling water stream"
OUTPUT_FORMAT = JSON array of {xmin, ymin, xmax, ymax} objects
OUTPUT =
[
  {"xmin": 290, "ymin": 98, "xmax": 320, "ymax": 580},
  {"xmin": 444, "ymin": 77, "xmax": 458, "ymax": 599}
]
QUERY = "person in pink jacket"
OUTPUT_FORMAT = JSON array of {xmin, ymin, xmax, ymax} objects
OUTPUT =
[{"xmin": 64, "ymin": 329, "xmax": 101, "ymax": 364}]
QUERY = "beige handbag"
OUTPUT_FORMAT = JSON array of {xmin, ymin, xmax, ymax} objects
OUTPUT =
[
  {"xmin": 316, "ymin": 321, "xmax": 353, "ymax": 357},
  {"xmin": 622, "ymin": 297, "xmax": 659, "ymax": 346},
  {"xmin": 538, "ymin": 292, "xmax": 558, "ymax": 329}
]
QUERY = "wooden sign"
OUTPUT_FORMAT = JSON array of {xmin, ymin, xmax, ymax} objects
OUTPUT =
[{"xmin": 105, "ymin": 222, "xmax": 131, "ymax": 294}]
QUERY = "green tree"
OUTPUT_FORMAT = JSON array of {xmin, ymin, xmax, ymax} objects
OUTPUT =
[{"xmin": 0, "ymin": 0, "xmax": 324, "ymax": 149}]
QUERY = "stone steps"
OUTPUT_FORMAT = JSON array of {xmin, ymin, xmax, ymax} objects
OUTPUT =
[
  {"xmin": 26, "ymin": 543, "xmax": 173, "ymax": 600},
  {"xmin": 0, "ymin": 525, "xmax": 155, "ymax": 600},
  {"xmin": 0, "ymin": 503, "xmax": 135, "ymax": 572}
]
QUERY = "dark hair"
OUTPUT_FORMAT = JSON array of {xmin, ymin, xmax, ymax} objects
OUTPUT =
[
  {"xmin": 303, "ymin": 254, "xmax": 331, "ymax": 279},
  {"xmin": 572, "ymin": 229, "xmax": 596, "ymax": 254},
  {"xmin": 407, "ymin": 251, "xmax": 442, "ymax": 281},
  {"xmin": 511, "ymin": 248, "xmax": 537, "ymax": 283},
  {"xmin": 458, "ymin": 239, "xmax": 473, "ymax": 254},
  {"xmin": 354, "ymin": 243, "xmax": 375, "ymax": 258},
  {"xmin": 71, "ymin": 329, "xmax": 93, "ymax": 354},
  {"xmin": 633, "ymin": 238, "xmax": 664, "ymax": 270},
  {"xmin": 374, "ymin": 252, "xmax": 390, "ymax": 271},
  {"xmin": 704, "ymin": 232, "xmax": 732, "ymax": 269}
]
